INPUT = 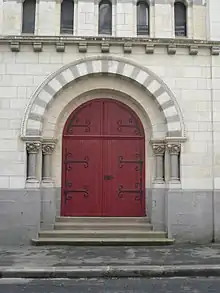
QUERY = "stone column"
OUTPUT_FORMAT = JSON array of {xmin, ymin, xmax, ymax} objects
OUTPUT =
[
  {"xmin": 26, "ymin": 142, "xmax": 41, "ymax": 181},
  {"xmin": 42, "ymin": 143, "xmax": 56, "ymax": 182},
  {"xmin": 167, "ymin": 143, "xmax": 181, "ymax": 182},
  {"xmin": 152, "ymin": 144, "xmax": 165, "ymax": 183}
]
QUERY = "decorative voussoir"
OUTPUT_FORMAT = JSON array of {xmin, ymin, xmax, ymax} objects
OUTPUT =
[
  {"xmin": 42, "ymin": 144, "xmax": 56, "ymax": 155},
  {"xmin": 26, "ymin": 142, "xmax": 41, "ymax": 154}
]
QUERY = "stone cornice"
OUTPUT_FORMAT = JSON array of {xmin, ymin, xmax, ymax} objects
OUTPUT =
[
  {"xmin": 150, "ymin": 136, "xmax": 187, "ymax": 144},
  {"xmin": 20, "ymin": 135, "xmax": 58, "ymax": 144},
  {"xmin": 1, "ymin": 35, "xmax": 220, "ymax": 55}
]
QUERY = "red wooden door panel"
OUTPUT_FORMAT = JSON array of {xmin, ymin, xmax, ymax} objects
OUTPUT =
[
  {"xmin": 61, "ymin": 138, "xmax": 102, "ymax": 216},
  {"xmin": 61, "ymin": 98, "xmax": 145, "ymax": 217},
  {"xmin": 103, "ymin": 139, "xmax": 145, "ymax": 217},
  {"xmin": 63, "ymin": 100, "xmax": 102, "ymax": 136},
  {"xmin": 103, "ymin": 99, "xmax": 143, "ymax": 137}
]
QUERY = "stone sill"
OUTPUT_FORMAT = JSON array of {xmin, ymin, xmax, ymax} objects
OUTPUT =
[{"xmin": 0, "ymin": 35, "xmax": 219, "ymax": 55}]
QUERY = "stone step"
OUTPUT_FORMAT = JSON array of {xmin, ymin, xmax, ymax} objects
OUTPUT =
[
  {"xmin": 56, "ymin": 217, "xmax": 150, "ymax": 224},
  {"xmin": 32, "ymin": 237, "xmax": 174, "ymax": 246},
  {"xmin": 38, "ymin": 230, "xmax": 166, "ymax": 239},
  {"xmin": 54, "ymin": 222, "xmax": 153, "ymax": 231}
]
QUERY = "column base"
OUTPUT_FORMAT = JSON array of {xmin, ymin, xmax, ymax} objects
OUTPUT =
[
  {"xmin": 153, "ymin": 178, "xmax": 165, "ymax": 184},
  {"xmin": 41, "ymin": 179, "xmax": 54, "ymax": 188},
  {"xmin": 169, "ymin": 178, "xmax": 180, "ymax": 183},
  {"xmin": 25, "ymin": 179, "xmax": 40, "ymax": 189}
]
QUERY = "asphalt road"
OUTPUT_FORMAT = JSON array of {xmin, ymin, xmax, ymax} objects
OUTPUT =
[{"xmin": 0, "ymin": 277, "xmax": 219, "ymax": 293}]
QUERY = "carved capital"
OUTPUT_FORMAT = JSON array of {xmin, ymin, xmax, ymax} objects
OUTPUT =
[
  {"xmin": 152, "ymin": 144, "xmax": 166, "ymax": 156},
  {"xmin": 26, "ymin": 142, "xmax": 41, "ymax": 154},
  {"xmin": 167, "ymin": 143, "xmax": 181, "ymax": 155},
  {"xmin": 42, "ymin": 144, "xmax": 55, "ymax": 155}
]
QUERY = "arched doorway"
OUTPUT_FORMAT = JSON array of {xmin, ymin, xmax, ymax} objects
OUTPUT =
[{"xmin": 61, "ymin": 98, "xmax": 145, "ymax": 217}]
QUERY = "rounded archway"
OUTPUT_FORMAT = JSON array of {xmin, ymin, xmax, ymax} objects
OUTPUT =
[
  {"xmin": 21, "ymin": 55, "xmax": 185, "ymax": 140},
  {"xmin": 61, "ymin": 98, "xmax": 145, "ymax": 217}
]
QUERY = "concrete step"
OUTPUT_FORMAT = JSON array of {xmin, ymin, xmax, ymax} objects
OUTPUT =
[
  {"xmin": 54, "ymin": 222, "xmax": 153, "ymax": 231},
  {"xmin": 32, "ymin": 237, "xmax": 174, "ymax": 246},
  {"xmin": 56, "ymin": 217, "xmax": 150, "ymax": 224},
  {"xmin": 38, "ymin": 230, "xmax": 167, "ymax": 239}
]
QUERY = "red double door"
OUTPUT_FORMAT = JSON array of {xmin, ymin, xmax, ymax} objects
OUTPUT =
[{"xmin": 61, "ymin": 99, "xmax": 145, "ymax": 217}]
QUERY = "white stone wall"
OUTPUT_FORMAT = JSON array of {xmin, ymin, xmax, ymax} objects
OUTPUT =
[
  {"xmin": 154, "ymin": 3, "xmax": 173, "ymax": 38},
  {"xmin": 0, "ymin": 44, "xmax": 216, "ymax": 190},
  {"xmin": 208, "ymin": 0, "xmax": 220, "ymax": 41},
  {"xmin": 0, "ymin": 0, "xmax": 210, "ymax": 40},
  {"xmin": 0, "ymin": 43, "xmax": 220, "ymax": 243},
  {"xmin": 116, "ymin": 2, "xmax": 133, "ymax": 37},
  {"xmin": 2, "ymin": 0, "xmax": 22, "ymax": 35},
  {"xmin": 37, "ymin": 1, "xmax": 57, "ymax": 35},
  {"xmin": 0, "ymin": 0, "xmax": 220, "ymax": 244},
  {"xmin": 78, "ymin": 1, "xmax": 95, "ymax": 36}
]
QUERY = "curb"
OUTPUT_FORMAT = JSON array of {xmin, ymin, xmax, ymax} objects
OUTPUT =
[{"xmin": 1, "ymin": 265, "xmax": 220, "ymax": 278}]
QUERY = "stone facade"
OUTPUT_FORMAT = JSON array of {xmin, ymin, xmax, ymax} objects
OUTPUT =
[{"xmin": 0, "ymin": 0, "xmax": 220, "ymax": 244}]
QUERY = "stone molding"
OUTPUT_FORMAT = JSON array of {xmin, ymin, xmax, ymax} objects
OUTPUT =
[
  {"xmin": 152, "ymin": 144, "xmax": 166, "ymax": 156},
  {"xmin": 0, "ymin": 36, "xmax": 219, "ymax": 56},
  {"xmin": 20, "ymin": 55, "xmax": 185, "ymax": 140},
  {"xmin": 167, "ymin": 143, "xmax": 181, "ymax": 155},
  {"xmin": 151, "ymin": 139, "xmax": 183, "ymax": 184},
  {"xmin": 26, "ymin": 142, "xmax": 41, "ymax": 154},
  {"xmin": 42, "ymin": 143, "xmax": 56, "ymax": 155}
]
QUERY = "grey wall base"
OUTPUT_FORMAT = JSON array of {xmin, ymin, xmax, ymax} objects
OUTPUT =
[
  {"xmin": 0, "ymin": 188, "xmax": 60, "ymax": 245},
  {"xmin": 150, "ymin": 189, "xmax": 215, "ymax": 244},
  {"xmin": 0, "ymin": 188, "xmax": 219, "ymax": 245}
]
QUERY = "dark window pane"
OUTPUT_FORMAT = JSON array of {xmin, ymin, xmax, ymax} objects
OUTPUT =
[
  {"xmin": 174, "ymin": 2, "xmax": 187, "ymax": 36},
  {"xmin": 137, "ymin": 2, "xmax": 149, "ymax": 35},
  {"xmin": 22, "ymin": 0, "xmax": 36, "ymax": 34},
  {"xmin": 99, "ymin": 0, "xmax": 112, "ymax": 35},
  {"xmin": 60, "ymin": 0, "xmax": 74, "ymax": 34}
]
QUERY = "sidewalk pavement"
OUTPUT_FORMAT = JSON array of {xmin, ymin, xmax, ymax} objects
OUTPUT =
[{"xmin": 1, "ymin": 245, "xmax": 220, "ymax": 278}]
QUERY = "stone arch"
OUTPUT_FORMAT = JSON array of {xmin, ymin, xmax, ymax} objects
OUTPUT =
[{"xmin": 20, "ymin": 55, "xmax": 185, "ymax": 139}]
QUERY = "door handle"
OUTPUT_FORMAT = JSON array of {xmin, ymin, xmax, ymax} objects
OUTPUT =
[{"xmin": 104, "ymin": 175, "xmax": 114, "ymax": 180}]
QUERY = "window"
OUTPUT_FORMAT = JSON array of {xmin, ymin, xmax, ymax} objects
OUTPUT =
[
  {"xmin": 137, "ymin": 1, "xmax": 149, "ymax": 35},
  {"xmin": 174, "ymin": 1, "xmax": 187, "ymax": 37},
  {"xmin": 98, "ymin": 0, "xmax": 112, "ymax": 35},
  {"xmin": 60, "ymin": 0, "xmax": 74, "ymax": 34},
  {"xmin": 22, "ymin": 0, "xmax": 36, "ymax": 34}
]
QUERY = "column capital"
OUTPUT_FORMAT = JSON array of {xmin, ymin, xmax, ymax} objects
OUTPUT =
[
  {"xmin": 42, "ymin": 143, "xmax": 56, "ymax": 155},
  {"xmin": 26, "ymin": 142, "xmax": 41, "ymax": 154},
  {"xmin": 167, "ymin": 143, "xmax": 181, "ymax": 155},
  {"xmin": 152, "ymin": 144, "xmax": 166, "ymax": 156}
]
